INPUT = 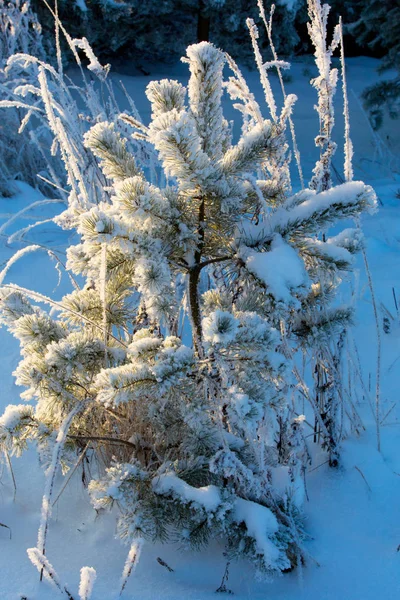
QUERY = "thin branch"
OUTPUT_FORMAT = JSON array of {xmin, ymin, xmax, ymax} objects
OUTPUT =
[
  {"xmin": 67, "ymin": 434, "xmax": 136, "ymax": 449},
  {"xmin": 199, "ymin": 255, "xmax": 232, "ymax": 270},
  {"xmin": 354, "ymin": 465, "xmax": 372, "ymax": 492},
  {"xmin": 0, "ymin": 521, "xmax": 11, "ymax": 539},
  {"xmin": 4, "ymin": 450, "xmax": 17, "ymax": 500},
  {"xmin": 360, "ymin": 242, "xmax": 381, "ymax": 452},
  {"xmin": 52, "ymin": 443, "xmax": 90, "ymax": 507}
]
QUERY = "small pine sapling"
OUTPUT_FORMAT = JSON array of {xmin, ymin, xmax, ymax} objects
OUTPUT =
[{"xmin": 0, "ymin": 8, "xmax": 376, "ymax": 590}]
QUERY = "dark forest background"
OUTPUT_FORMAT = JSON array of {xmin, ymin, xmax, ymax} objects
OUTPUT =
[{"xmin": 31, "ymin": 0, "xmax": 394, "ymax": 67}]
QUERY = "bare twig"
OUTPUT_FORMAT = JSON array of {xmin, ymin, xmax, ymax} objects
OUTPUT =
[
  {"xmin": 360, "ymin": 244, "xmax": 382, "ymax": 452},
  {"xmin": 216, "ymin": 561, "xmax": 233, "ymax": 594},
  {"xmin": 354, "ymin": 465, "xmax": 372, "ymax": 492},
  {"xmin": 0, "ymin": 521, "xmax": 11, "ymax": 539},
  {"xmin": 156, "ymin": 557, "xmax": 174, "ymax": 573},
  {"xmin": 4, "ymin": 450, "xmax": 16, "ymax": 500},
  {"xmin": 52, "ymin": 443, "xmax": 90, "ymax": 507}
]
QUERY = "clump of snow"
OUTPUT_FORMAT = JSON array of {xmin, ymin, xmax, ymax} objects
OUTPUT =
[
  {"xmin": 328, "ymin": 227, "xmax": 364, "ymax": 253},
  {"xmin": 153, "ymin": 473, "xmax": 221, "ymax": 512},
  {"xmin": 233, "ymin": 498, "xmax": 280, "ymax": 563},
  {"xmin": 310, "ymin": 238, "xmax": 354, "ymax": 264},
  {"xmin": 243, "ymin": 234, "xmax": 308, "ymax": 304}
]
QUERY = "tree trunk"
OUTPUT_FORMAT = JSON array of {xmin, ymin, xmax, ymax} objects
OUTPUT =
[
  {"xmin": 188, "ymin": 265, "xmax": 203, "ymax": 358},
  {"xmin": 197, "ymin": 0, "xmax": 210, "ymax": 42},
  {"xmin": 188, "ymin": 198, "xmax": 205, "ymax": 359}
]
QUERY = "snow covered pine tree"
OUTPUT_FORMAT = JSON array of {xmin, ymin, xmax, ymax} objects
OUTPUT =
[{"xmin": 0, "ymin": 38, "xmax": 376, "ymax": 584}]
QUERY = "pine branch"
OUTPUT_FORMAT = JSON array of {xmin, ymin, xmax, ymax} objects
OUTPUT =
[{"xmin": 67, "ymin": 435, "xmax": 136, "ymax": 449}]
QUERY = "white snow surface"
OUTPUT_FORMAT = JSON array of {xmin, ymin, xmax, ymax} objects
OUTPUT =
[{"xmin": 0, "ymin": 58, "xmax": 400, "ymax": 599}]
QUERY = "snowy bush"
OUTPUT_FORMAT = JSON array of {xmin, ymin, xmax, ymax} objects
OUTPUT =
[
  {"xmin": 0, "ymin": 0, "xmax": 377, "ymax": 591},
  {"xmin": 0, "ymin": 2, "xmax": 155, "ymax": 225},
  {"xmin": 0, "ymin": 0, "xmax": 51, "ymax": 195}
]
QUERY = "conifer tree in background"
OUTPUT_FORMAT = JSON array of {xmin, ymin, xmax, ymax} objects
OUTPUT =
[
  {"xmin": 30, "ymin": 0, "xmax": 303, "ymax": 66},
  {"xmin": 0, "ymin": 4, "xmax": 376, "ymax": 581},
  {"xmin": 351, "ymin": 0, "xmax": 400, "ymax": 129},
  {"xmin": 203, "ymin": 0, "xmax": 302, "ymax": 61},
  {"xmin": 23, "ymin": 0, "xmax": 393, "ymax": 73}
]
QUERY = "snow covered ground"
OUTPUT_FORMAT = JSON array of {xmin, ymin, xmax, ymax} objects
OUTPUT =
[{"xmin": 1, "ymin": 56, "xmax": 400, "ymax": 599}]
